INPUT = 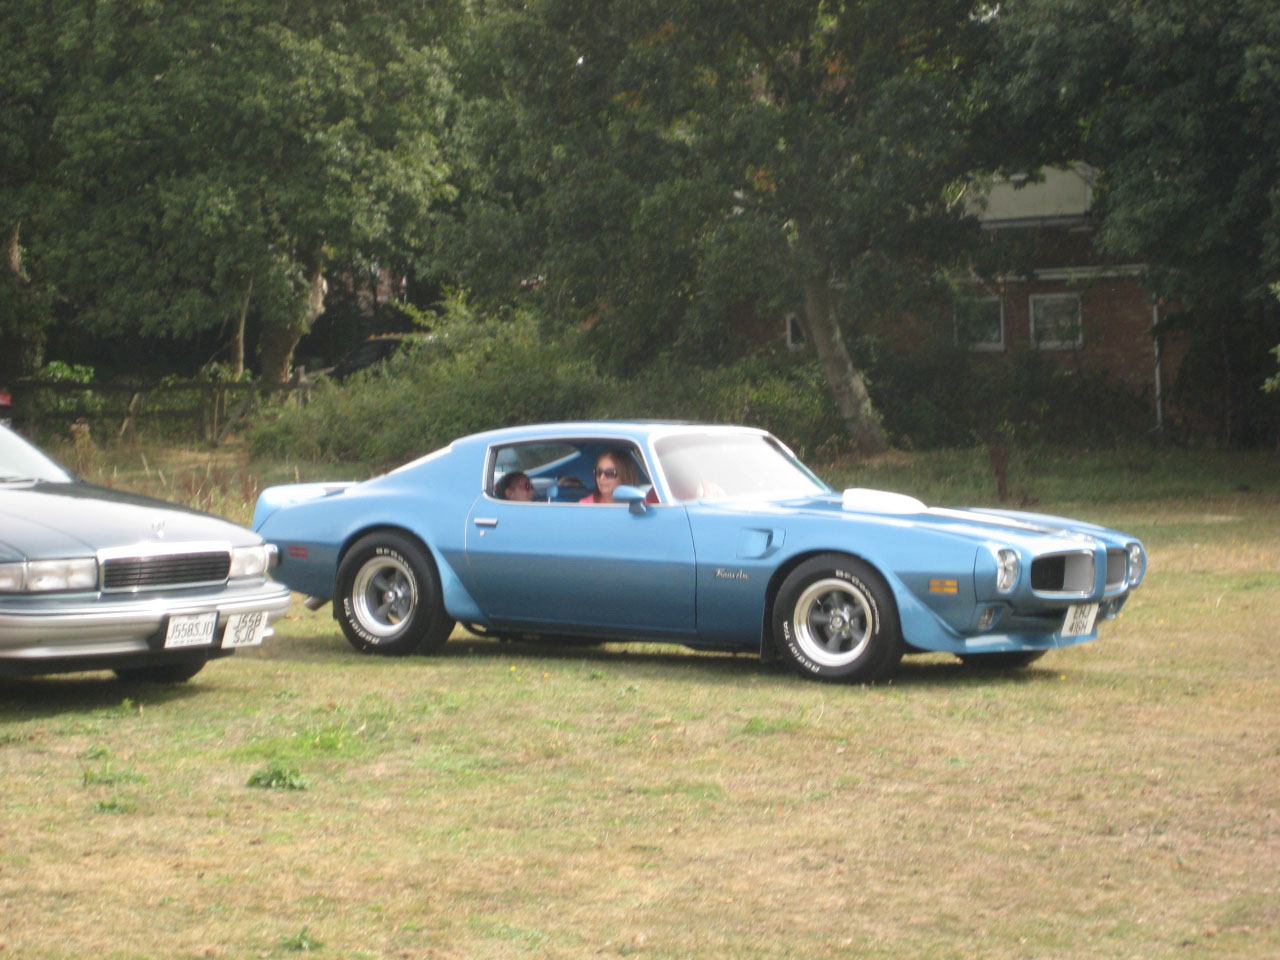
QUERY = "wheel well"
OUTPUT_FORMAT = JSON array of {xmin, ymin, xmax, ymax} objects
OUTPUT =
[
  {"xmin": 759, "ymin": 549, "xmax": 890, "ymax": 659},
  {"xmin": 332, "ymin": 525, "xmax": 435, "ymax": 619}
]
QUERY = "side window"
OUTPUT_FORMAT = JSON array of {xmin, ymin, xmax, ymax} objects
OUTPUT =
[
  {"xmin": 490, "ymin": 442, "xmax": 579, "ymax": 502},
  {"xmin": 488, "ymin": 439, "xmax": 659, "ymax": 504}
]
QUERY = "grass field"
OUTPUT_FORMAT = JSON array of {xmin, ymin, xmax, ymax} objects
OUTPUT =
[{"xmin": 1, "ymin": 444, "xmax": 1277, "ymax": 959}]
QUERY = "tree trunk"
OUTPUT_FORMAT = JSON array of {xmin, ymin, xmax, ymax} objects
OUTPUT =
[
  {"xmin": 259, "ymin": 258, "xmax": 327, "ymax": 384},
  {"xmin": 799, "ymin": 274, "xmax": 888, "ymax": 456},
  {"xmin": 231, "ymin": 277, "xmax": 252, "ymax": 378}
]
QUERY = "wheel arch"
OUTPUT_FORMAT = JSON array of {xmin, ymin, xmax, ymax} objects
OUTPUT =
[{"xmin": 758, "ymin": 548, "xmax": 897, "ymax": 660}]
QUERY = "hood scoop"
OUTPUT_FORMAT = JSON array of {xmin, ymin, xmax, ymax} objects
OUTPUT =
[{"xmin": 842, "ymin": 488, "xmax": 927, "ymax": 514}]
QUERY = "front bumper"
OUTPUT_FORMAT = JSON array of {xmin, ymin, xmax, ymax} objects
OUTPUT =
[{"xmin": 0, "ymin": 579, "xmax": 292, "ymax": 671}]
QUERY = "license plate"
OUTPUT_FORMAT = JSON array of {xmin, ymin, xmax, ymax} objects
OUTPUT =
[
  {"xmin": 222, "ymin": 611, "xmax": 267, "ymax": 648},
  {"xmin": 1062, "ymin": 603, "xmax": 1099, "ymax": 637},
  {"xmin": 165, "ymin": 612, "xmax": 218, "ymax": 648}
]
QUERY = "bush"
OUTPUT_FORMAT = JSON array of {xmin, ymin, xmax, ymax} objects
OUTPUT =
[
  {"xmin": 247, "ymin": 316, "xmax": 1150, "ymax": 467},
  {"xmin": 247, "ymin": 318, "xmax": 846, "ymax": 465}
]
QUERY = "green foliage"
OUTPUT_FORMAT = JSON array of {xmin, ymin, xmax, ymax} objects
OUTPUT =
[
  {"xmin": 2, "ymin": 0, "xmax": 459, "ymax": 374},
  {"xmin": 247, "ymin": 762, "xmax": 312, "ymax": 792},
  {"xmin": 279, "ymin": 927, "xmax": 324, "ymax": 952},
  {"xmin": 250, "ymin": 314, "xmax": 1157, "ymax": 465},
  {"xmin": 248, "ymin": 315, "xmax": 850, "ymax": 463},
  {"xmin": 441, "ymin": 0, "xmax": 995, "ymax": 446},
  {"xmin": 990, "ymin": 0, "xmax": 1280, "ymax": 444},
  {"xmin": 866, "ymin": 345, "xmax": 1150, "ymax": 451}
]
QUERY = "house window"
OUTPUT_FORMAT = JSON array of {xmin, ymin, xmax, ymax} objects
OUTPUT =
[
  {"xmin": 785, "ymin": 313, "xmax": 806, "ymax": 350},
  {"xmin": 954, "ymin": 297, "xmax": 1004, "ymax": 351},
  {"xmin": 1030, "ymin": 293, "xmax": 1083, "ymax": 349}
]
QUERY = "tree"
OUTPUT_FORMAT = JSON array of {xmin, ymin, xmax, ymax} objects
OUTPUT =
[
  {"xmin": 1, "ymin": 1, "xmax": 458, "ymax": 382},
  {"xmin": 991, "ymin": 0, "xmax": 1280, "ymax": 443},
  {"xmin": 444, "ymin": 1, "xmax": 993, "ymax": 453}
]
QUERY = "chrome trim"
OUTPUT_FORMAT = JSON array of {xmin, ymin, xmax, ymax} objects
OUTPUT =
[
  {"xmin": 0, "ymin": 580, "xmax": 292, "ymax": 655},
  {"xmin": 1029, "ymin": 549, "xmax": 1096, "ymax": 599},
  {"xmin": 97, "ymin": 540, "xmax": 233, "ymax": 594}
]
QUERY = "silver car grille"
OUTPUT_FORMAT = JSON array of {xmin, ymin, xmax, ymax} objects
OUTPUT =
[
  {"xmin": 1030, "ymin": 551, "xmax": 1095, "ymax": 596},
  {"xmin": 101, "ymin": 550, "xmax": 231, "ymax": 592},
  {"xmin": 1105, "ymin": 549, "xmax": 1127, "ymax": 590}
]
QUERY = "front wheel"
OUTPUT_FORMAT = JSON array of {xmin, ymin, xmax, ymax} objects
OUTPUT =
[
  {"xmin": 771, "ymin": 554, "xmax": 903, "ymax": 683},
  {"xmin": 335, "ymin": 532, "xmax": 454, "ymax": 656}
]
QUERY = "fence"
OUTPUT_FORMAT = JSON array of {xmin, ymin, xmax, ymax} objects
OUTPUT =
[{"xmin": 5, "ymin": 378, "xmax": 311, "ymax": 445}]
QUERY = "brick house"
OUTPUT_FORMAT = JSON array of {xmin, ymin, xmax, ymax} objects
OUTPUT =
[{"xmin": 954, "ymin": 165, "xmax": 1182, "ymax": 432}]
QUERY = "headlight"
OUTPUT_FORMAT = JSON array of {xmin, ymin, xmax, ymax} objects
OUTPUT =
[
  {"xmin": 996, "ymin": 549, "xmax": 1019, "ymax": 592},
  {"xmin": 0, "ymin": 562, "xmax": 26, "ymax": 591},
  {"xmin": 1127, "ymin": 542, "xmax": 1145, "ymax": 586},
  {"xmin": 0, "ymin": 558, "xmax": 98, "ymax": 592},
  {"xmin": 229, "ymin": 544, "xmax": 271, "ymax": 580}
]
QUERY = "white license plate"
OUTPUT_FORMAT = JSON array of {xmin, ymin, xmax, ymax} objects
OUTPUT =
[
  {"xmin": 1062, "ymin": 603, "xmax": 1099, "ymax": 637},
  {"xmin": 222, "ymin": 611, "xmax": 268, "ymax": 648},
  {"xmin": 164, "ymin": 612, "xmax": 218, "ymax": 648}
]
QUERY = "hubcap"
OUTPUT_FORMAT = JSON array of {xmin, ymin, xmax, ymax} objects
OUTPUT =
[
  {"xmin": 351, "ymin": 555, "xmax": 417, "ymax": 639},
  {"xmin": 792, "ymin": 578, "xmax": 874, "ymax": 668}
]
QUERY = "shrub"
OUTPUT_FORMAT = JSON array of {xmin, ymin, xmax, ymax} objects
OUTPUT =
[{"xmin": 248, "ymin": 319, "xmax": 845, "ymax": 464}]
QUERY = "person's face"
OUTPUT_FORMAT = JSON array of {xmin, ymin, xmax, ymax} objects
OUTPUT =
[
  {"xmin": 594, "ymin": 455, "xmax": 620, "ymax": 501},
  {"xmin": 505, "ymin": 476, "xmax": 534, "ymax": 501}
]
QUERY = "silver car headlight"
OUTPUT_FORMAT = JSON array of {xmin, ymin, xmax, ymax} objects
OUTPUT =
[
  {"xmin": 1126, "ymin": 542, "xmax": 1145, "ymax": 586},
  {"xmin": 996, "ymin": 549, "xmax": 1020, "ymax": 593},
  {"xmin": 229, "ymin": 544, "xmax": 271, "ymax": 580},
  {"xmin": 0, "ymin": 558, "xmax": 99, "ymax": 592}
]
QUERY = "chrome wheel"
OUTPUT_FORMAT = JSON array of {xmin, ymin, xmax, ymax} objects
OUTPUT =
[
  {"xmin": 791, "ymin": 577, "xmax": 874, "ymax": 668},
  {"xmin": 336, "ymin": 533, "xmax": 455, "ymax": 656},
  {"xmin": 772, "ymin": 554, "xmax": 903, "ymax": 683},
  {"xmin": 350, "ymin": 554, "xmax": 417, "ymax": 640}
]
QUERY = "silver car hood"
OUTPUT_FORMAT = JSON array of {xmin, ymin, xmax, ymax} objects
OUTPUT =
[{"xmin": 0, "ymin": 482, "xmax": 260, "ymax": 562}]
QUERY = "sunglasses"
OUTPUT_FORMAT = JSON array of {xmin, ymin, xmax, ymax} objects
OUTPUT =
[{"xmin": 594, "ymin": 467, "xmax": 618, "ymax": 478}]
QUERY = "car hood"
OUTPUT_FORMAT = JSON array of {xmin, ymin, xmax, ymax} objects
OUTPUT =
[
  {"xmin": 709, "ymin": 488, "xmax": 1127, "ymax": 550},
  {"xmin": 0, "ymin": 481, "xmax": 260, "ymax": 562}
]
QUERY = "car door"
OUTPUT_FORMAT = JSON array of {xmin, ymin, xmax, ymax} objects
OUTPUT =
[{"xmin": 464, "ymin": 486, "xmax": 697, "ymax": 639}]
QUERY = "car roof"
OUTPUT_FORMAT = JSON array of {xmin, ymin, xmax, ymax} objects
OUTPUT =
[{"xmin": 457, "ymin": 421, "xmax": 771, "ymax": 448}]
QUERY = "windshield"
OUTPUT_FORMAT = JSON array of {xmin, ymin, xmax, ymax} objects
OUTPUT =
[
  {"xmin": 654, "ymin": 432, "xmax": 830, "ymax": 503},
  {"xmin": 0, "ymin": 425, "xmax": 74, "ymax": 483}
]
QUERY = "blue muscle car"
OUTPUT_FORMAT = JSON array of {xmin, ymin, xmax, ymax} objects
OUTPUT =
[{"xmin": 252, "ymin": 422, "xmax": 1146, "ymax": 682}]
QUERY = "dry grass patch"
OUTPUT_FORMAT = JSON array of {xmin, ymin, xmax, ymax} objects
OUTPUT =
[{"xmin": 1, "ymin": 475, "xmax": 1277, "ymax": 959}]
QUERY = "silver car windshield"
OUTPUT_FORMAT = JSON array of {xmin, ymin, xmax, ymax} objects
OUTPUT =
[
  {"xmin": 0, "ymin": 426, "xmax": 75, "ymax": 483},
  {"xmin": 654, "ymin": 433, "xmax": 830, "ymax": 503}
]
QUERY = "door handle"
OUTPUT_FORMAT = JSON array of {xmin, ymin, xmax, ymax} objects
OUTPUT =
[{"xmin": 473, "ymin": 517, "xmax": 498, "ymax": 528}]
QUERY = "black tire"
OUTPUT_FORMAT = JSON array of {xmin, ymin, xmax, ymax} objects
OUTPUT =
[
  {"xmin": 771, "ymin": 554, "xmax": 904, "ymax": 683},
  {"xmin": 956, "ymin": 650, "xmax": 1047, "ymax": 669},
  {"xmin": 114, "ymin": 660, "xmax": 207, "ymax": 684},
  {"xmin": 335, "ymin": 532, "xmax": 454, "ymax": 656}
]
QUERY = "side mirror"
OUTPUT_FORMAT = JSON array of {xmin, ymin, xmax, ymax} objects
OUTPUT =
[{"xmin": 613, "ymin": 485, "xmax": 648, "ymax": 514}]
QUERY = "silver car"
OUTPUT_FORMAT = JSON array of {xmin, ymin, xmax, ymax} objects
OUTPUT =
[{"xmin": 0, "ymin": 424, "xmax": 291, "ymax": 682}]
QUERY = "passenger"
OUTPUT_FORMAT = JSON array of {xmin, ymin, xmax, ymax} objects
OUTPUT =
[
  {"xmin": 495, "ymin": 471, "xmax": 535, "ymax": 502},
  {"xmin": 579, "ymin": 449, "xmax": 660, "ymax": 505},
  {"xmin": 578, "ymin": 449, "xmax": 638, "ymax": 504}
]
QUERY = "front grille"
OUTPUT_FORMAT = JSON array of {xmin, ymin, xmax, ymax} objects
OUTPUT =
[
  {"xmin": 102, "ymin": 551, "xmax": 230, "ymax": 591},
  {"xmin": 1105, "ymin": 549, "xmax": 1127, "ymax": 589},
  {"xmin": 1030, "ymin": 552, "xmax": 1094, "ymax": 594}
]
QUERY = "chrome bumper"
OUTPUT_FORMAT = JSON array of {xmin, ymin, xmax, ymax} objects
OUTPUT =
[{"xmin": 0, "ymin": 580, "xmax": 292, "ymax": 663}]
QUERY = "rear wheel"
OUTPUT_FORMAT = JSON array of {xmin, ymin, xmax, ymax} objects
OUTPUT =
[
  {"xmin": 956, "ymin": 651, "xmax": 1047, "ymax": 669},
  {"xmin": 336, "ymin": 532, "xmax": 454, "ymax": 656},
  {"xmin": 771, "ymin": 554, "xmax": 903, "ymax": 683}
]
